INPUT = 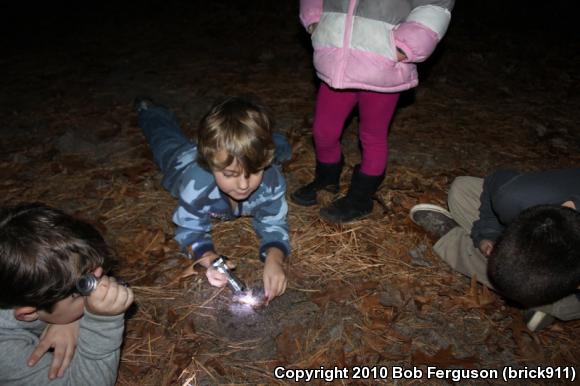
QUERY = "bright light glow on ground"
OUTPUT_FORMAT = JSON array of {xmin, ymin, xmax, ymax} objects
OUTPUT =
[{"xmin": 237, "ymin": 292, "xmax": 259, "ymax": 306}]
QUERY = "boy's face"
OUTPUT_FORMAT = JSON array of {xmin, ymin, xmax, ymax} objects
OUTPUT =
[
  {"xmin": 37, "ymin": 294, "xmax": 85, "ymax": 324},
  {"xmin": 213, "ymin": 154, "xmax": 264, "ymax": 201}
]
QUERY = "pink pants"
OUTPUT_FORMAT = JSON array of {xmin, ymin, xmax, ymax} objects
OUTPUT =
[{"xmin": 313, "ymin": 82, "xmax": 399, "ymax": 176}]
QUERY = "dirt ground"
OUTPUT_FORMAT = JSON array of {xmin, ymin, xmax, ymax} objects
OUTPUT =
[{"xmin": 1, "ymin": 1, "xmax": 579, "ymax": 385}]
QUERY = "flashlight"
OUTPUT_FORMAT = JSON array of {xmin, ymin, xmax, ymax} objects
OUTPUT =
[
  {"xmin": 76, "ymin": 274, "xmax": 99, "ymax": 296},
  {"xmin": 76, "ymin": 274, "xmax": 128, "ymax": 296},
  {"xmin": 211, "ymin": 255, "xmax": 246, "ymax": 293}
]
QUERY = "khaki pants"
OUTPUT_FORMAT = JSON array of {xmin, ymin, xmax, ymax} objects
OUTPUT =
[{"xmin": 433, "ymin": 177, "xmax": 580, "ymax": 321}]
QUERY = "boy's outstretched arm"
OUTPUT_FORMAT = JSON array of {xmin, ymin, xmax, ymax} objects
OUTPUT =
[
  {"xmin": 252, "ymin": 171, "xmax": 290, "ymax": 301},
  {"xmin": 173, "ymin": 200, "xmax": 215, "ymax": 260},
  {"xmin": 173, "ymin": 185, "xmax": 233, "ymax": 288},
  {"xmin": 263, "ymin": 247, "xmax": 288, "ymax": 302}
]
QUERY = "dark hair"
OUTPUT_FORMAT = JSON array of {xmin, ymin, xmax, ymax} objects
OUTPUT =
[
  {"xmin": 196, "ymin": 96, "xmax": 275, "ymax": 176},
  {"xmin": 488, "ymin": 204, "xmax": 580, "ymax": 307},
  {"xmin": 0, "ymin": 203, "xmax": 115, "ymax": 311}
]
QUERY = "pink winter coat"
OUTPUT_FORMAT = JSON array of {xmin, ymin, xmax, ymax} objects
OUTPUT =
[{"xmin": 300, "ymin": 0, "xmax": 454, "ymax": 93}]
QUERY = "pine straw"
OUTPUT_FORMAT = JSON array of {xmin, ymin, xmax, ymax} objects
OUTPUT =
[
  {"xmin": 2, "ymin": 4, "xmax": 580, "ymax": 381},
  {"xmin": 2, "ymin": 103, "xmax": 578, "ymax": 385},
  {"xmin": 2, "ymin": 120, "xmax": 578, "ymax": 385}
]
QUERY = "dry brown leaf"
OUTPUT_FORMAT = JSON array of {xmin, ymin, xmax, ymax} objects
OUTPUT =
[
  {"xmin": 182, "ymin": 316, "xmax": 197, "ymax": 337},
  {"xmin": 276, "ymin": 325, "xmax": 305, "ymax": 362},
  {"xmin": 451, "ymin": 275, "xmax": 496, "ymax": 310},
  {"xmin": 508, "ymin": 311, "xmax": 544, "ymax": 361},
  {"xmin": 121, "ymin": 163, "xmax": 156, "ymax": 182},
  {"xmin": 310, "ymin": 280, "xmax": 353, "ymax": 308},
  {"xmin": 204, "ymin": 358, "xmax": 226, "ymax": 376},
  {"xmin": 361, "ymin": 331, "xmax": 386, "ymax": 353},
  {"xmin": 353, "ymin": 280, "xmax": 379, "ymax": 295},
  {"xmin": 166, "ymin": 308, "xmax": 179, "ymax": 327}
]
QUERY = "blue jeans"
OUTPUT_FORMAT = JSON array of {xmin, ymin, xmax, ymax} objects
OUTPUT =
[{"xmin": 138, "ymin": 106, "xmax": 194, "ymax": 196}]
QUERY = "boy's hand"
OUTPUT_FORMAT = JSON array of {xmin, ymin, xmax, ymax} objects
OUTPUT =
[
  {"xmin": 198, "ymin": 251, "xmax": 235, "ymax": 288},
  {"xmin": 263, "ymin": 249, "xmax": 287, "ymax": 303},
  {"xmin": 479, "ymin": 239, "xmax": 495, "ymax": 257},
  {"xmin": 85, "ymin": 276, "xmax": 134, "ymax": 316},
  {"xmin": 28, "ymin": 320, "xmax": 80, "ymax": 380}
]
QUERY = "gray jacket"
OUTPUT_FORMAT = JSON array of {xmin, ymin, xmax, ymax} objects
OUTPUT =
[{"xmin": 0, "ymin": 309, "xmax": 124, "ymax": 385}]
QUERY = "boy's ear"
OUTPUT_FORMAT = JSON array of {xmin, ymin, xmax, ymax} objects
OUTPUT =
[
  {"xmin": 13, "ymin": 306, "xmax": 39, "ymax": 322},
  {"xmin": 93, "ymin": 266, "xmax": 104, "ymax": 279}
]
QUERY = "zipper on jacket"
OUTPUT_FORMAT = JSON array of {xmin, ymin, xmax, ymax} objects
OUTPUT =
[{"xmin": 337, "ymin": 0, "xmax": 357, "ymax": 87}]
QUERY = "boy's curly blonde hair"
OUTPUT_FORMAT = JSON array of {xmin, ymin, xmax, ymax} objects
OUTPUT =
[{"xmin": 197, "ymin": 97, "xmax": 275, "ymax": 176}]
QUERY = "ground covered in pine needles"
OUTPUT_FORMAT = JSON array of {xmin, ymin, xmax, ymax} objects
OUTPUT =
[{"xmin": 1, "ymin": 1, "xmax": 579, "ymax": 385}]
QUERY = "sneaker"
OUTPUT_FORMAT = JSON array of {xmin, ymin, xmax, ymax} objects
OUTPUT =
[
  {"xmin": 133, "ymin": 97, "xmax": 155, "ymax": 113},
  {"xmin": 409, "ymin": 203, "xmax": 458, "ymax": 239},
  {"xmin": 523, "ymin": 310, "xmax": 555, "ymax": 332}
]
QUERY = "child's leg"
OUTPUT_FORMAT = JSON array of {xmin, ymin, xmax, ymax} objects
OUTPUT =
[
  {"xmin": 357, "ymin": 91, "xmax": 399, "ymax": 176},
  {"xmin": 272, "ymin": 132, "xmax": 292, "ymax": 164},
  {"xmin": 139, "ymin": 106, "xmax": 195, "ymax": 196},
  {"xmin": 447, "ymin": 176, "xmax": 484, "ymax": 232},
  {"xmin": 434, "ymin": 177, "xmax": 492, "ymax": 287},
  {"xmin": 139, "ymin": 106, "xmax": 193, "ymax": 174},
  {"xmin": 434, "ymin": 227, "xmax": 492, "ymax": 287},
  {"xmin": 313, "ymin": 83, "xmax": 358, "ymax": 164}
]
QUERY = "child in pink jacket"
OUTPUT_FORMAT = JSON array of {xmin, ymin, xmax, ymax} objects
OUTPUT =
[{"xmin": 292, "ymin": 0, "xmax": 454, "ymax": 223}]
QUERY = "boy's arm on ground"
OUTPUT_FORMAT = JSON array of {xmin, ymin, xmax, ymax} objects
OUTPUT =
[
  {"xmin": 0, "ymin": 311, "xmax": 124, "ymax": 386},
  {"xmin": 252, "ymin": 173, "xmax": 290, "ymax": 262}
]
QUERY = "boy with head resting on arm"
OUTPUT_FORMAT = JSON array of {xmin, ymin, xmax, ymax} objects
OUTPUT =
[
  {"xmin": 0, "ymin": 203, "xmax": 134, "ymax": 385},
  {"xmin": 136, "ymin": 96, "xmax": 290, "ymax": 301},
  {"xmin": 409, "ymin": 168, "xmax": 580, "ymax": 332}
]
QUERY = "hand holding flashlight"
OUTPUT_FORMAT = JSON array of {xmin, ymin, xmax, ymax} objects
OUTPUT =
[
  {"xmin": 211, "ymin": 255, "xmax": 246, "ymax": 293},
  {"xmin": 77, "ymin": 274, "xmax": 134, "ymax": 316}
]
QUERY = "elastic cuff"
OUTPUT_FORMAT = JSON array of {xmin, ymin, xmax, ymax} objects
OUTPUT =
[
  {"xmin": 259, "ymin": 242, "xmax": 289, "ymax": 263},
  {"xmin": 188, "ymin": 243, "xmax": 215, "ymax": 260},
  {"xmin": 472, "ymin": 233, "xmax": 499, "ymax": 249}
]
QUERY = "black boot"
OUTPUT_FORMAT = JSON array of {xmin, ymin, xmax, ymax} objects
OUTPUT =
[
  {"xmin": 291, "ymin": 159, "xmax": 343, "ymax": 206},
  {"xmin": 320, "ymin": 165, "xmax": 385, "ymax": 223}
]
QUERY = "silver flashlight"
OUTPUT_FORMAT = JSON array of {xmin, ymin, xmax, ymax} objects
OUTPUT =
[
  {"xmin": 76, "ymin": 274, "xmax": 99, "ymax": 296},
  {"xmin": 76, "ymin": 274, "xmax": 128, "ymax": 296},
  {"xmin": 211, "ymin": 255, "xmax": 246, "ymax": 293}
]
